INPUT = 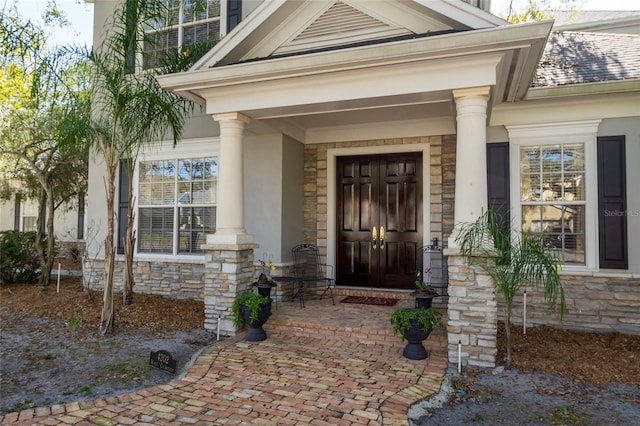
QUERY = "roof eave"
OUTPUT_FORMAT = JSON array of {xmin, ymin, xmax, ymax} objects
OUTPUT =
[
  {"xmin": 158, "ymin": 21, "xmax": 553, "ymax": 104},
  {"xmin": 525, "ymin": 79, "xmax": 640, "ymax": 100}
]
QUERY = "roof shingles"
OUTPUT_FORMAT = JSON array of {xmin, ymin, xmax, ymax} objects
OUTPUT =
[{"xmin": 533, "ymin": 31, "xmax": 640, "ymax": 87}]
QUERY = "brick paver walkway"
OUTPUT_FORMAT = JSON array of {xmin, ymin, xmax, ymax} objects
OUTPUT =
[{"xmin": 1, "ymin": 330, "xmax": 446, "ymax": 425}]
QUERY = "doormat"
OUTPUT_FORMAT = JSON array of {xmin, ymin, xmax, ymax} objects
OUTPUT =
[{"xmin": 340, "ymin": 296, "xmax": 398, "ymax": 306}]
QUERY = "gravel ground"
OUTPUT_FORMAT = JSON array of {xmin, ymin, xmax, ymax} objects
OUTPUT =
[
  {"xmin": 1, "ymin": 278, "xmax": 639, "ymax": 424},
  {"xmin": 412, "ymin": 367, "xmax": 640, "ymax": 425},
  {"xmin": 0, "ymin": 306, "xmax": 217, "ymax": 415}
]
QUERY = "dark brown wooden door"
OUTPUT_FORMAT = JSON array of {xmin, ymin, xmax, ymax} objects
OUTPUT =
[{"xmin": 337, "ymin": 153, "xmax": 422, "ymax": 289}]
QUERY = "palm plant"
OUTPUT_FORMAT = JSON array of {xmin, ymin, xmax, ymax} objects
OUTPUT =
[
  {"xmin": 455, "ymin": 210, "xmax": 566, "ymax": 368},
  {"xmin": 89, "ymin": 0, "xmax": 216, "ymax": 333}
]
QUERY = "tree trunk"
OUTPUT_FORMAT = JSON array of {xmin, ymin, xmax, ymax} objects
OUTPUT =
[
  {"xmin": 504, "ymin": 303, "xmax": 512, "ymax": 369},
  {"xmin": 123, "ymin": 170, "xmax": 135, "ymax": 306},
  {"xmin": 43, "ymin": 187, "xmax": 56, "ymax": 287},
  {"xmin": 35, "ymin": 189, "xmax": 50, "ymax": 287},
  {"xmin": 99, "ymin": 164, "xmax": 117, "ymax": 335}
]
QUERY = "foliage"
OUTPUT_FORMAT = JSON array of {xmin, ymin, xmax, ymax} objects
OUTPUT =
[
  {"xmin": 0, "ymin": 8, "xmax": 90, "ymax": 287},
  {"xmin": 414, "ymin": 270, "xmax": 437, "ymax": 294},
  {"xmin": 232, "ymin": 293, "xmax": 271, "ymax": 326},
  {"xmin": 252, "ymin": 258, "xmax": 277, "ymax": 287},
  {"xmin": 88, "ymin": 0, "xmax": 208, "ymax": 322},
  {"xmin": 0, "ymin": 231, "xmax": 41, "ymax": 283},
  {"xmin": 70, "ymin": 308, "xmax": 83, "ymax": 332},
  {"xmin": 494, "ymin": 0, "xmax": 581, "ymax": 24},
  {"xmin": 390, "ymin": 308, "xmax": 443, "ymax": 342},
  {"xmin": 455, "ymin": 209, "xmax": 565, "ymax": 367}
]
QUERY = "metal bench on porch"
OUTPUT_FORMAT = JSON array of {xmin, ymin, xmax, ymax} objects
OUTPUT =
[{"xmin": 291, "ymin": 243, "xmax": 335, "ymax": 308}]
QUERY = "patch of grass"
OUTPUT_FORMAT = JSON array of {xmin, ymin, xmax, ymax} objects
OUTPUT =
[
  {"xmin": 104, "ymin": 361, "xmax": 147, "ymax": 383},
  {"xmin": 464, "ymin": 412, "xmax": 487, "ymax": 423},
  {"xmin": 3, "ymin": 399, "xmax": 33, "ymax": 413},
  {"xmin": 62, "ymin": 385, "xmax": 92, "ymax": 396},
  {"xmin": 70, "ymin": 308, "xmax": 83, "ymax": 332},
  {"xmin": 551, "ymin": 405, "xmax": 586, "ymax": 425}
]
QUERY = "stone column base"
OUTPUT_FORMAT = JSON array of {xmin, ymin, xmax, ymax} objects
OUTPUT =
[
  {"xmin": 203, "ymin": 243, "xmax": 258, "ymax": 335},
  {"xmin": 445, "ymin": 250, "xmax": 498, "ymax": 368}
]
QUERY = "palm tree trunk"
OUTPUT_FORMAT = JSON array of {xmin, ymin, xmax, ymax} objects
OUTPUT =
[
  {"xmin": 123, "ymin": 174, "xmax": 135, "ymax": 305},
  {"xmin": 35, "ymin": 189, "xmax": 49, "ymax": 287},
  {"xmin": 99, "ymin": 164, "xmax": 117, "ymax": 335},
  {"xmin": 505, "ymin": 303, "xmax": 512, "ymax": 369}
]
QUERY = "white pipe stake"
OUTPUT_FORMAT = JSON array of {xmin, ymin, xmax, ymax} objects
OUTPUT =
[
  {"xmin": 523, "ymin": 290, "xmax": 527, "ymax": 336},
  {"xmin": 56, "ymin": 263, "xmax": 61, "ymax": 293},
  {"xmin": 217, "ymin": 315, "xmax": 221, "ymax": 341},
  {"xmin": 457, "ymin": 340, "xmax": 462, "ymax": 373}
]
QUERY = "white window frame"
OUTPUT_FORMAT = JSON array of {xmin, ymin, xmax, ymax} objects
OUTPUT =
[
  {"xmin": 21, "ymin": 202, "xmax": 38, "ymax": 232},
  {"xmin": 507, "ymin": 120, "xmax": 601, "ymax": 271},
  {"xmin": 141, "ymin": 0, "xmax": 224, "ymax": 71},
  {"xmin": 133, "ymin": 137, "xmax": 220, "ymax": 259}
]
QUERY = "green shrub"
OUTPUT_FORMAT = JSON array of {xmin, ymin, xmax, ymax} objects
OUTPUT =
[{"xmin": 0, "ymin": 230, "xmax": 40, "ymax": 283}]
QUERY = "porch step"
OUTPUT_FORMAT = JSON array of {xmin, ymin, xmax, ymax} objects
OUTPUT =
[{"xmin": 264, "ymin": 289, "xmax": 447, "ymax": 348}]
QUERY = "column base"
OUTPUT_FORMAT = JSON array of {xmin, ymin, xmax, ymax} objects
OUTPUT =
[{"xmin": 206, "ymin": 231, "xmax": 255, "ymax": 246}]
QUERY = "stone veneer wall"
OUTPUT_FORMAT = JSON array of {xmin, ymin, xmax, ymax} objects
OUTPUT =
[
  {"xmin": 83, "ymin": 258, "xmax": 207, "ymax": 300},
  {"xmin": 445, "ymin": 254, "xmax": 498, "ymax": 368},
  {"xmin": 303, "ymin": 135, "xmax": 456, "ymax": 266},
  {"xmin": 505, "ymin": 273, "xmax": 640, "ymax": 336}
]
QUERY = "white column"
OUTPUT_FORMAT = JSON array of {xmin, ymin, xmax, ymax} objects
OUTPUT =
[
  {"xmin": 208, "ymin": 112, "xmax": 254, "ymax": 245},
  {"xmin": 448, "ymin": 87, "xmax": 490, "ymax": 249}
]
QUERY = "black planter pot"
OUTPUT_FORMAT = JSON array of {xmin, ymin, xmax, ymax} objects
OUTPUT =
[
  {"xmin": 254, "ymin": 284, "xmax": 274, "ymax": 299},
  {"xmin": 412, "ymin": 292, "xmax": 437, "ymax": 309},
  {"xmin": 239, "ymin": 301, "xmax": 272, "ymax": 341},
  {"xmin": 402, "ymin": 318, "xmax": 433, "ymax": 360}
]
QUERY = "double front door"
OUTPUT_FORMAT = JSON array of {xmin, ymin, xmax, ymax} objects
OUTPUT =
[{"xmin": 337, "ymin": 153, "xmax": 423, "ymax": 289}]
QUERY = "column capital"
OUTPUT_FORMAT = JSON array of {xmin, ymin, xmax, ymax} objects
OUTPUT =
[
  {"xmin": 452, "ymin": 86, "xmax": 491, "ymax": 101},
  {"xmin": 212, "ymin": 112, "xmax": 251, "ymax": 125}
]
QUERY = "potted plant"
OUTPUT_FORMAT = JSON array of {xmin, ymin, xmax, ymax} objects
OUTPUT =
[
  {"xmin": 413, "ymin": 269, "xmax": 439, "ymax": 309},
  {"xmin": 232, "ymin": 292, "xmax": 272, "ymax": 341},
  {"xmin": 252, "ymin": 258, "xmax": 277, "ymax": 299},
  {"xmin": 390, "ymin": 307, "xmax": 443, "ymax": 360},
  {"xmin": 456, "ymin": 209, "xmax": 565, "ymax": 368}
]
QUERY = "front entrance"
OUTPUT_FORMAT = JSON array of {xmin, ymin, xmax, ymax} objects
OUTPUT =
[{"xmin": 336, "ymin": 153, "xmax": 423, "ymax": 289}]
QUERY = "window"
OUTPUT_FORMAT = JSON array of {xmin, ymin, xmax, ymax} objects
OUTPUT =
[
  {"xmin": 138, "ymin": 157, "xmax": 217, "ymax": 254},
  {"xmin": 143, "ymin": 0, "xmax": 222, "ymax": 70},
  {"xmin": 21, "ymin": 203, "xmax": 38, "ymax": 232},
  {"xmin": 520, "ymin": 144, "xmax": 586, "ymax": 264}
]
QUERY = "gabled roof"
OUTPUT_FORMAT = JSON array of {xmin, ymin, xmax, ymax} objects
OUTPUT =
[
  {"xmin": 191, "ymin": 0, "xmax": 506, "ymax": 69},
  {"xmin": 550, "ymin": 10, "xmax": 640, "ymax": 29},
  {"xmin": 534, "ymin": 31, "xmax": 640, "ymax": 87}
]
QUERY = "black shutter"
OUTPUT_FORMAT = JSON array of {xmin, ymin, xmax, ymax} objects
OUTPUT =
[
  {"xmin": 486, "ymin": 142, "xmax": 511, "ymax": 228},
  {"xmin": 14, "ymin": 194, "xmax": 21, "ymax": 230},
  {"xmin": 227, "ymin": 0, "xmax": 242, "ymax": 33},
  {"xmin": 597, "ymin": 136, "xmax": 627, "ymax": 269},
  {"xmin": 117, "ymin": 160, "xmax": 131, "ymax": 255}
]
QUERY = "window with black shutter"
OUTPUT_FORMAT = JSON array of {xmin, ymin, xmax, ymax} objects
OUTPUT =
[{"xmin": 486, "ymin": 142, "xmax": 510, "ymax": 228}]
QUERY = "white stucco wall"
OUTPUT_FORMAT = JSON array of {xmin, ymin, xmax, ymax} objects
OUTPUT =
[
  {"xmin": 0, "ymin": 199, "xmax": 16, "ymax": 231},
  {"xmin": 244, "ymin": 132, "xmax": 285, "ymax": 262},
  {"xmin": 281, "ymin": 135, "xmax": 304, "ymax": 261},
  {"xmin": 85, "ymin": 147, "xmax": 110, "ymax": 258}
]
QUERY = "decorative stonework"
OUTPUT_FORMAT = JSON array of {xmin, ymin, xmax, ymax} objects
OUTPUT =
[
  {"xmin": 445, "ymin": 252, "xmax": 498, "ymax": 368},
  {"xmin": 202, "ymin": 243, "xmax": 257, "ymax": 335},
  {"xmin": 507, "ymin": 273, "xmax": 640, "ymax": 336},
  {"xmin": 82, "ymin": 258, "xmax": 206, "ymax": 300},
  {"xmin": 303, "ymin": 136, "xmax": 455, "ymax": 259}
]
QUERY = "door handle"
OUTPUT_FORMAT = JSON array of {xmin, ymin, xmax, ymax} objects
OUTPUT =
[
  {"xmin": 380, "ymin": 226, "xmax": 385, "ymax": 250},
  {"xmin": 372, "ymin": 226, "xmax": 377, "ymax": 249}
]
